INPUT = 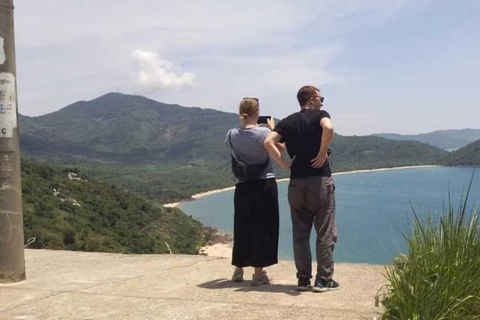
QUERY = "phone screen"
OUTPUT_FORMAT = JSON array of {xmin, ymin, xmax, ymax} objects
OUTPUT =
[{"xmin": 257, "ymin": 116, "xmax": 271, "ymax": 124}]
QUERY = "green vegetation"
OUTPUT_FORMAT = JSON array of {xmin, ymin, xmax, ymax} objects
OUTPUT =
[
  {"xmin": 41, "ymin": 161, "xmax": 238, "ymax": 205},
  {"xmin": 443, "ymin": 139, "xmax": 480, "ymax": 166},
  {"xmin": 22, "ymin": 160, "xmax": 204, "ymax": 254},
  {"xmin": 381, "ymin": 187, "xmax": 480, "ymax": 319}
]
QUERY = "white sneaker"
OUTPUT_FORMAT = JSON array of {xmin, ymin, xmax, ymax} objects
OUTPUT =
[
  {"xmin": 251, "ymin": 271, "xmax": 271, "ymax": 286},
  {"xmin": 232, "ymin": 268, "xmax": 244, "ymax": 282}
]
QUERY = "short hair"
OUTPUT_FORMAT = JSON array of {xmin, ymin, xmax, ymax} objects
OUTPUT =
[
  {"xmin": 297, "ymin": 86, "xmax": 320, "ymax": 107},
  {"xmin": 239, "ymin": 97, "xmax": 259, "ymax": 120}
]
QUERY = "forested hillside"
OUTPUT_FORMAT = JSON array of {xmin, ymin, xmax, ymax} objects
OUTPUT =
[
  {"xmin": 331, "ymin": 135, "xmax": 448, "ymax": 171},
  {"xmin": 442, "ymin": 139, "xmax": 480, "ymax": 166},
  {"xmin": 20, "ymin": 92, "xmax": 237, "ymax": 164},
  {"xmin": 22, "ymin": 160, "xmax": 204, "ymax": 254}
]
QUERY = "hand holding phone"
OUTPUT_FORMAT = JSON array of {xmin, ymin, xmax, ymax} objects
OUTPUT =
[
  {"xmin": 257, "ymin": 116, "xmax": 271, "ymax": 124},
  {"xmin": 258, "ymin": 116, "xmax": 275, "ymax": 130}
]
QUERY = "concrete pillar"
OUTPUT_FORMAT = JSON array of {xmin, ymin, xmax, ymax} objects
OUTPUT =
[{"xmin": 0, "ymin": 0, "xmax": 26, "ymax": 283}]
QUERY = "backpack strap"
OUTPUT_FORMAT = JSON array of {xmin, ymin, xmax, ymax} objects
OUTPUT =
[{"xmin": 228, "ymin": 130, "xmax": 243, "ymax": 162}]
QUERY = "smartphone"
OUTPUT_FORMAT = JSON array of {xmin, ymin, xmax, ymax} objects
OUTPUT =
[{"xmin": 257, "ymin": 116, "xmax": 271, "ymax": 124}]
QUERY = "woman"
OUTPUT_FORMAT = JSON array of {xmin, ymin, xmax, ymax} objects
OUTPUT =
[{"xmin": 226, "ymin": 97, "xmax": 280, "ymax": 286}]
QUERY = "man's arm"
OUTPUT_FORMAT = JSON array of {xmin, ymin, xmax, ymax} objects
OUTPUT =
[
  {"xmin": 264, "ymin": 132, "xmax": 292, "ymax": 169},
  {"xmin": 311, "ymin": 117, "xmax": 334, "ymax": 168}
]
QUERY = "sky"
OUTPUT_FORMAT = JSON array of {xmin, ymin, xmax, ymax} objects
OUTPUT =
[{"xmin": 12, "ymin": 0, "xmax": 480, "ymax": 135}]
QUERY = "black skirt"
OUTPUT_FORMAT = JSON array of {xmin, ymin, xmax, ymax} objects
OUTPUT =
[{"xmin": 232, "ymin": 178, "xmax": 279, "ymax": 268}]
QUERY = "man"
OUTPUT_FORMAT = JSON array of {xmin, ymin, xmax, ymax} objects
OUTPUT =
[{"xmin": 264, "ymin": 85, "xmax": 338, "ymax": 292}]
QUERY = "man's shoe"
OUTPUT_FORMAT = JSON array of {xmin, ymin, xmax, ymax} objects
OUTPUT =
[
  {"xmin": 296, "ymin": 278, "xmax": 311, "ymax": 291},
  {"xmin": 251, "ymin": 271, "xmax": 271, "ymax": 286},
  {"xmin": 312, "ymin": 278, "xmax": 340, "ymax": 293},
  {"xmin": 232, "ymin": 267, "xmax": 244, "ymax": 282}
]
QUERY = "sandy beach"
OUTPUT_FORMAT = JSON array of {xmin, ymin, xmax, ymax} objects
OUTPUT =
[
  {"xmin": 332, "ymin": 164, "xmax": 439, "ymax": 176},
  {"xmin": 163, "ymin": 202, "xmax": 181, "ymax": 208}
]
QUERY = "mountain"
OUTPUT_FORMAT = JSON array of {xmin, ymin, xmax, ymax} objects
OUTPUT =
[
  {"xmin": 372, "ymin": 129, "xmax": 480, "ymax": 150},
  {"xmin": 22, "ymin": 159, "xmax": 204, "ymax": 254},
  {"xmin": 20, "ymin": 92, "xmax": 238, "ymax": 164},
  {"xmin": 442, "ymin": 139, "xmax": 480, "ymax": 166},
  {"xmin": 19, "ymin": 92, "xmax": 449, "ymax": 202}
]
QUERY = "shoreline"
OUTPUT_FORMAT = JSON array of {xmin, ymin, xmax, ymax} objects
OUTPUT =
[{"xmin": 163, "ymin": 164, "xmax": 441, "ymax": 208}]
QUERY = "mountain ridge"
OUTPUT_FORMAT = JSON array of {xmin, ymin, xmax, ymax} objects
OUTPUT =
[{"xmin": 372, "ymin": 128, "xmax": 480, "ymax": 150}]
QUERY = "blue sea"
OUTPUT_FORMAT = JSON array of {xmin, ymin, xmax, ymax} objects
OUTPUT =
[{"xmin": 180, "ymin": 167, "xmax": 480, "ymax": 264}]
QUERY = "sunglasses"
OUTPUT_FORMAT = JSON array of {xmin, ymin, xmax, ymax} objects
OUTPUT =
[
  {"xmin": 309, "ymin": 96, "xmax": 324, "ymax": 103},
  {"xmin": 242, "ymin": 97, "xmax": 259, "ymax": 102}
]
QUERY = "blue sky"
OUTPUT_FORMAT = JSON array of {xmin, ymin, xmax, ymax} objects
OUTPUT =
[{"xmin": 14, "ymin": 0, "xmax": 480, "ymax": 135}]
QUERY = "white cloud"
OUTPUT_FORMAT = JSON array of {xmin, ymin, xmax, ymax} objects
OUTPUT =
[{"xmin": 131, "ymin": 50, "xmax": 196, "ymax": 92}]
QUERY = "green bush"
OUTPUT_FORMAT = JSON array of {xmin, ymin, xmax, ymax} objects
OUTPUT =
[{"xmin": 381, "ymin": 185, "xmax": 480, "ymax": 319}]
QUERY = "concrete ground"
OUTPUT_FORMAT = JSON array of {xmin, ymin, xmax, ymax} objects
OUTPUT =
[{"xmin": 0, "ymin": 250, "xmax": 387, "ymax": 320}]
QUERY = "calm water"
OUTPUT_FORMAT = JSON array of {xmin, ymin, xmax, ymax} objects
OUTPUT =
[{"xmin": 180, "ymin": 167, "xmax": 480, "ymax": 264}]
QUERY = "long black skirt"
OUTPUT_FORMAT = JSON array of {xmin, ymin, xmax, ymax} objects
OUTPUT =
[{"xmin": 232, "ymin": 178, "xmax": 279, "ymax": 268}]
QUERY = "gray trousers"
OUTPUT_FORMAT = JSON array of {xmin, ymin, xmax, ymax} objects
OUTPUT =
[{"xmin": 288, "ymin": 175, "xmax": 337, "ymax": 281}]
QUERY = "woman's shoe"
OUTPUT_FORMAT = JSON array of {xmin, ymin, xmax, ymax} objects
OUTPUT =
[
  {"xmin": 251, "ymin": 271, "xmax": 271, "ymax": 286},
  {"xmin": 232, "ymin": 267, "xmax": 244, "ymax": 282}
]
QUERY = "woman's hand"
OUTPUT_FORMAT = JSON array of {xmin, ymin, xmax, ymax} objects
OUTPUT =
[
  {"xmin": 280, "ymin": 155, "xmax": 296, "ymax": 169},
  {"xmin": 267, "ymin": 117, "xmax": 275, "ymax": 130}
]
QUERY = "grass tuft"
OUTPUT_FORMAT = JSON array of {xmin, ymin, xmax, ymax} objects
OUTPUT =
[{"xmin": 381, "ymin": 173, "xmax": 480, "ymax": 319}]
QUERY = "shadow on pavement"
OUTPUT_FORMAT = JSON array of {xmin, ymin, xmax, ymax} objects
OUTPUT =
[{"xmin": 198, "ymin": 278, "xmax": 301, "ymax": 296}]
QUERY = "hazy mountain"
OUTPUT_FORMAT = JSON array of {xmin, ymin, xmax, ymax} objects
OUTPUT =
[
  {"xmin": 442, "ymin": 139, "xmax": 480, "ymax": 166},
  {"xmin": 19, "ymin": 92, "xmax": 449, "ymax": 202},
  {"xmin": 372, "ymin": 129, "xmax": 480, "ymax": 150}
]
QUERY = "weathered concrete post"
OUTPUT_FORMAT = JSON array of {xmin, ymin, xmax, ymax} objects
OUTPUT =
[{"xmin": 0, "ymin": 0, "xmax": 26, "ymax": 283}]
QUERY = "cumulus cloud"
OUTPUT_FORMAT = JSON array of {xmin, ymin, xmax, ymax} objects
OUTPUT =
[{"xmin": 132, "ymin": 49, "xmax": 196, "ymax": 92}]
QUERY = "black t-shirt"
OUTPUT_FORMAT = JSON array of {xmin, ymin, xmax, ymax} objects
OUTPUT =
[{"xmin": 274, "ymin": 109, "xmax": 332, "ymax": 178}]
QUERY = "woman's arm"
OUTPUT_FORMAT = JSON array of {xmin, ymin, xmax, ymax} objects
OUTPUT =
[{"xmin": 264, "ymin": 132, "xmax": 292, "ymax": 169}]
